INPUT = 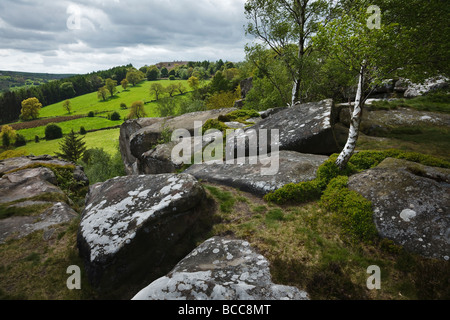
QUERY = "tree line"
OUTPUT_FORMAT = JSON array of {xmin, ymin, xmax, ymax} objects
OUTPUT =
[{"xmin": 0, "ymin": 64, "xmax": 132, "ymax": 124}]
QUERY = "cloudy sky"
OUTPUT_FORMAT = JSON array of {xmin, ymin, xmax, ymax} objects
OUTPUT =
[{"xmin": 0, "ymin": 0, "xmax": 250, "ymax": 74}]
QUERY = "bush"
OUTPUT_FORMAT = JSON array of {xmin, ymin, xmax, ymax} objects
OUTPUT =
[
  {"xmin": 79, "ymin": 148, "xmax": 126, "ymax": 184},
  {"xmin": 45, "ymin": 124, "xmax": 63, "ymax": 140},
  {"xmin": 0, "ymin": 149, "xmax": 27, "ymax": 160},
  {"xmin": 110, "ymin": 111, "xmax": 121, "ymax": 121},
  {"xmin": 120, "ymin": 102, "xmax": 127, "ymax": 109},
  {"xmin": 79, "ymin": 126, "xmax": 87, "ymax": 135},
  {"xmin": 169, "ymin": 75, "xmax": 176, "ymax": 81},
  {"xmin": 14, "ymin": 134, "xmax": 27, "ymax": 147},
  {"xmin": 35, "ymin": 135, "xmax": 40, "ymax": 143},
  {"xmin": 87, "ymin": 111, "xmax": 95, "ymax": 117}
]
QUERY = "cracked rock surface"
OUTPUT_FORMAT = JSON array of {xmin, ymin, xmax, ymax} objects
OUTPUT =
[
  {"xmin": 132, "ymin": 236, "xmax": 309, "ymax": 300},
  {"xmin": 348, "ymin": 158, "xmax": 450, "ymax": 260}
]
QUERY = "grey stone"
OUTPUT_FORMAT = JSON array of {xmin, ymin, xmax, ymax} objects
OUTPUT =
[
  {"xmin": 0, "ymin": 167, "xmax": 63, "ymax": 204},
  {"xmin": 119, "ymin": 118, "xmax": 165, "ymax": 175},
  {"xmin": 184, "ymin": 151, "xmax": 328, "ymax": 196},
  {"xmin": 0, "ymin": 202, "xmax": 78, "ymax": 243},
  {"xmin": 226, "ymin": 99, "xmax": 346, "ymax": 157},
  {"xmin": 240, "ymin": 77, "xmax": 253, "ymax": 100},
  {"xmin": 348, "ymin": 158, "xmax": 450, "ymax": 260},
  {"xmin": 132, "ymin": 236, "xmax": 309, "ymax": 300},
  {"xmin": 129, "ymin": 109, "xmax": 236, "ymax": 160},
  {"xmin": 77, "ymin": 173, "xmax": 207, "ymax": 290},
  {"xmin": 403, "ymin": 77, "xmax": 449, "ymax": 98},
  {"xmin": 339, "ymin": 106, "xmax": 450, "ymax": 137}
]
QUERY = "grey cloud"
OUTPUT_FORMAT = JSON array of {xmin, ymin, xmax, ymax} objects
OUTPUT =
[{"xmin": 0, "ymin": 0, "xmax": 249, "ymax": 73}]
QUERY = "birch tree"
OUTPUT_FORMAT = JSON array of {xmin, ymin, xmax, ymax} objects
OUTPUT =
[
  {"xmin": 314, "ymin": 0, "xmax": 448, "ymax": 169},
  {"xmin": 245, "ymin": 0, "xmax": 332, "ymax": 106}
]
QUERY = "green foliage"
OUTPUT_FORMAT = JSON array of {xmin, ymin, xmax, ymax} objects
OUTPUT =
[
  {"xmin": 0, "ymin": 149, "xmax": 27, "ymax": 160},
  {"xmin": 79, "ymin": 126, "xmax": 87, "ymax": 135},
  {"xmin": 156, "ymin": 97, "xmax": 177, "ymax": 117},
  {"xmin": 87, "ymin": 111, "xmax": 95, "ymax": 117},
  {"xmin": 79, "ymin": 148, "xmax": 125, "ymax": 184},
  {"xmin": 55, "ymin": 130, "xmax": 86, "ymax": 163},
  {"xmin": 146, "ymin": 66, "xmax": 160, "ymax": 81},
  {"xmin": 202, "ymin": 119, "xmax": 230, "ymax": 135},
  {"xmin": 20, "ymin": 97, "xmax": 42, "ymax": 121},
  {"xmin": 264, "ymin": 149, "xmax": 450, "ymax": 205},
  {"xmin": 105, "ymin": 78, "xmax": 117, "ymax": 97},
  {"xmin": 320, "ymin": 176, "xmax": 378, "ymax": 243},
  {"xmin": 218, "ymin": 109, "xmax": 260, "ymax": 123},
  {"xmin": 177, "ymin": 99, "xmax": 206, "ymax": 115},
  {"xmin": 128, "ymin": 101, "xmax": 147, "ymax": 119},
  {"xmin": 44, "ymin": 124, "xmax": 63, "ymax": 140},
  {"xmin": 109, "ymin": 111, "xmax": 121, "ymax": 121},
  {"xmin": 14, "ymin": 134, "xmax": 26, "ymax": 147},
  {"xmin": 169, "ymin": 75, "xmax": 176, "ymax": 81}
]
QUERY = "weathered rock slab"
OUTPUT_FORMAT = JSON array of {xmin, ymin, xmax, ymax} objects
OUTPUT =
[
  {"xmin": 348, "ymin": 158, "xmax": 450, "ymax": 260},
  {"xmin": 130, "ymin": 109, "xmax": 236, "ymax": 160},
  {"xmin": 132, "ymin": 236, "xmax": 309, "ymax": 300},
  {"xmin": 184, "ymin": 151, "xmax": 328, "ymax": 196},
  {"xmin": 0, "ymin": 202, "xmax": 78, "ymax": 243},
  {"xmin": 77, "ymin": 173, "xmax": 207, "ymax": 290},
  {"xmin": 229, "ymin": 99, "xmax": 346, "ymax": 157}
]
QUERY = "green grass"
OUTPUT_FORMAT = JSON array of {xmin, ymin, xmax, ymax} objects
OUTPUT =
[
  {"xmin": 370, "ymin": 92, "xmax": 450, "ymax": 114},
  {"xmin": 16, "ymin": 128, "xmax": 121, "ymax": 157},
  {"xmin": 16, "ymin": 117, "xmax": 122, "ymax": 141},
  {"xmin": 39, "ymin": 79, "xmax": 190, "ymax": 118}
]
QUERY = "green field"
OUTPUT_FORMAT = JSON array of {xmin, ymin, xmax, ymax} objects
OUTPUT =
[
  {"xmin": 16, "ymin": 128, "xmax": 121, "ymax": 156},
  {"xmin": 6, "ymin": 79, "xmax": 192, "ymax": 156},
  {"xmin": 39, "ymin": 79, "xmax": 189, "ymax": 118}
]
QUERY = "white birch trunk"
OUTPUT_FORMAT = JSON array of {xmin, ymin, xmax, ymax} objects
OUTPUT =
[
  {"xmin": 335, "ymin": 63, "xmax": 365, "ymax": 169},
  {"xmin": 291, "ymin": 78, "xmax": 299, "ymax": 106}
]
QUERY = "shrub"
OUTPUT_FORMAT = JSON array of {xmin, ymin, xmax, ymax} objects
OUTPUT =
[
  {"xmin": 14, "ymin": 134, "xmax": 27, "ymax": 147},
  {"xmin": 79, "ymin": 126, "xmax": 87, "ymax": 135},
  {"xmin": 45, "ymin": 124, "xmax": 63, "ymax": 140},
  {"xmin": 120, "ymin": 102, "xmax": 127, "ymax": 109},
  {"xmin": 79, "ymin": 148, "xmax": 125, "ymax": 184},
  {"xmin": 169, "ymin": 75, "xmax": 176, "ymax": 81},
  {"xmin": 110, "ymin": 111, "xmax": 121, "ymax": 121},
  {"xmin": 0, "ymin": 149, "xmax": 27, "ymax": 160},
  {"xmin": 35, "ymin": 135, "xmax": 40, "ymax": 143},
  {"xmin": 87, "ymin": 111, "xmax": 95, "ymax": 117}
]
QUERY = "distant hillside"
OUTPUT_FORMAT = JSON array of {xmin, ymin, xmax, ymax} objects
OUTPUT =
[{"xmin": 0, "ymin": 70, "xmax": 77, "ymax": 93}]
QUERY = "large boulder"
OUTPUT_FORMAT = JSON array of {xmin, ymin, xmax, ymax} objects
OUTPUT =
[
  {"xmin": 226, "ymin": 99, "xmax": 346, "ymax": 158},
  {"xmin": 129, "ymin": 109, "xmax": 236, "ymax": 161},
  {"xmin": 119, "ymin": 118, "xmax": 164, "ymax": 175},
  {"xmin": 132, "ymin": 236, "xmax": 309, "ymax": 300},
  {"xmin": 348, "ymin": 158, "xmax": 450, "ymax": 260},
  {"xmin": 339, "ymin": 106, "xmax": 450, "ymax": 136},
  {"xmin": 0, "ymin": 155, "xmax": 87, "ymax": 243},
  {"xmin": 184, "ymin": 151, "xmax": 328, "ymax": 196},
  {"xmin": 0, "ymin": 202, "xmax": 78, "ymax": 243},
  {"xmin": 403, "ymin": 77, "xmax": 448, "ymax": 99},
  {"xmin": 77, "ymin": 173, "xmax": 208, "ymax": 295}
]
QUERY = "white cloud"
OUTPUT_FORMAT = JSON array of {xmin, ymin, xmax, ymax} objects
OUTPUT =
[{"xmin": 0, "ymin": 0, "xmax": 249, "ymax": 74}]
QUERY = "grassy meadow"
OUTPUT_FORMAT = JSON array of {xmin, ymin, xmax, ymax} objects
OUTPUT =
[{"xmin": 5, "ymin": 79, "xmax": 191, "ymax": 156}]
